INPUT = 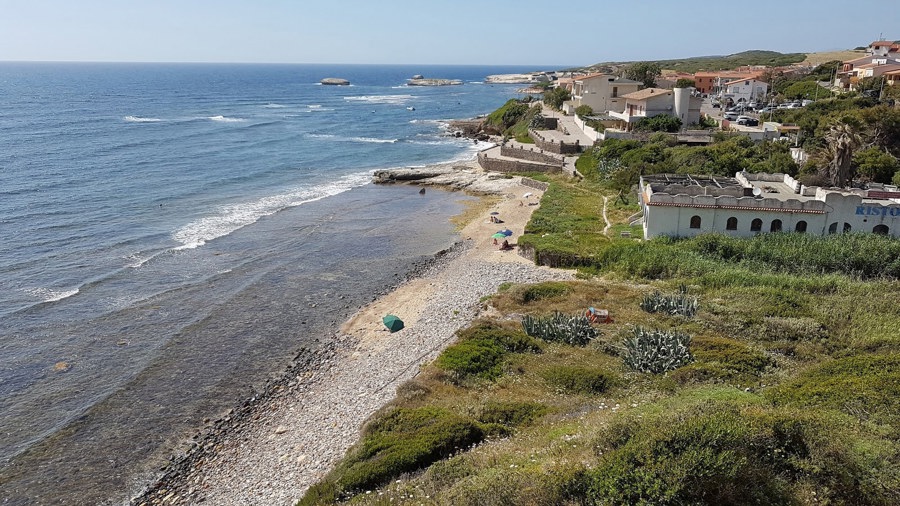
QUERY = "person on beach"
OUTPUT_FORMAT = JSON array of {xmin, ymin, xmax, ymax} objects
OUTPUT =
[{"xmin": 500, "ymin": 239, "xmax": 510, "ymax": 250}]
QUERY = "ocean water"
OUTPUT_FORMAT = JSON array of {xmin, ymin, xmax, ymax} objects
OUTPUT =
[{"xmin": 0, "ymin": 62, "xmax": 542, "ymax": 504}]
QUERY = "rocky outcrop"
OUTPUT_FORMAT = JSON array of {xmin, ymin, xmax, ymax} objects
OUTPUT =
[
  {"xmin": 372, "ymin": 163, "xmax": 521, "ymax": 194},
  {"xmin": 407, "ymin": 78, "xmax": 462, "ymax": 86},
  {"xmin": 320, "ymin": 78, "xmax": 350, "ymax": 85}
]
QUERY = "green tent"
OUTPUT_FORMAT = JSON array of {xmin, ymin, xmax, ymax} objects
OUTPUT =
[{"xmin": 382, "ymin": 314, "xmax": 404, "ymax": 333}]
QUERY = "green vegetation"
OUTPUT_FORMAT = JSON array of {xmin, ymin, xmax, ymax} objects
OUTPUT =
[
  {"xmin": 541, "ymin": 365, "xmax": 615, "ymax": 394},
  {"xmin": 298, "ymin": 97, "xmax": 900, "ymax": 505},
  {"xmin": 483, "ymin": 98, "xmax": 541, "ymax": 143},
  {"xmin": 610, "ymin": 50, "xmax": 807, "ymax": 74},
  {"xmin": 622, "ymin": 61, "xmax": 661, "ymax": 87},
  {"xmin": 633, "ymin": 114, "xmax": 682, "ymax": 133},
  {"xmin": 623, "ymin": 326, "xmax": 694, "ymax": 373},
  {"xmin": 542, "ymin": 86, "xmax": 570, "ymax": 110},
  {"xmin": 674, "ymin": 77, "xmax": 696, "ymax": 88},
  {"xmin": 640, "ymin": 285, "xmax": 699, "ymax": 317},
  {"xmin": 521, "ymin": 312, "xmax": 597, "ymax": 346}
]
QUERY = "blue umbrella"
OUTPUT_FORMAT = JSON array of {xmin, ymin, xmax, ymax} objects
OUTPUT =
[{"xmin": 497, "ymin": 229, "xmax": 513, "ymax": 236}]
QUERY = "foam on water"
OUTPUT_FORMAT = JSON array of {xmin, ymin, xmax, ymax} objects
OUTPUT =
[
  {"xmin": 344, "ymin": 94, "xmax": 414, "ymax": 105},
  {"xmin": 124, "ymin": 116, "xmax": 162, "ymax": 123},
  {"xmin": 24, "ymin": 287, "xmax": 80, "ymax": 303},
  {"xmin": 207, "ymin": 115, "xmax": 246, "ymax": 123},
  {"xmin": 172, "ymin": 171, "xmax": 373, "ymax": 249},
  {"xmin": 262, "ymin": 103, "xmax": 287, "ymax": 108}
]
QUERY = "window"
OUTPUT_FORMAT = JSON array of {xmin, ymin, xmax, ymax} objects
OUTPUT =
[
  {"xmin": 770, "ymin": 219, "xmax": 783, "ymax": 232},
  {"xmin": 828, "ymin": 222, "xmax": 838, "ymax": 234},
  {"xmin": 874, "ymin": 224, "xmax": 889, "ymax": 235},
  {"xmin": 750, "ymin": 218, "xmax": 762, "ymax": 232},
  {"xmin": 690, "ymin": 215, "xmax": 701, "ymax": 229},
  {"xmin": 612, "ymin": 86, "xmax": 618, "ymax": 98},
  {"xmin": 795, "ymin": 221, "xmax": 807, "ymax": 233},
  {"xmin": 726, "ymin": 217, "xmax": 738, "ymax": 230},
  {"xmin": 843, "ymin": 223, "xmax": 852, "ymax": 233}
]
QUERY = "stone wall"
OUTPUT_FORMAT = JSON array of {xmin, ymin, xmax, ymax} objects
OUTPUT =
[
  {"xmin": 500, "ymin": 144, "xmax": 563, "ymax": 165},
  {"xmin": 521, "ymin": 177, "xmax": 550, "ymax": 192},
  {"xmin": 529, "ymin": 128, "xmax": 581, "ymax": 154},
  {"xmin": 477, "ymin": 152, "xmax": 562, "ymax": 173}
]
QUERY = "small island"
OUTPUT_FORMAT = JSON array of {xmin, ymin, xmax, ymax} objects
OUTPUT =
[
  {"xmin": 320, "ymin": 78, "xmax": 350, "ymax": 86},
  {"xmin": 407, "ymin": 77, "xmax": 462, "ymax": 86}
]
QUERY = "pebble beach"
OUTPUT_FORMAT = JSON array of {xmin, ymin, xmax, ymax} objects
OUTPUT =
[{"xmin": 136, "ymin": 161, "xmax": 573, "ymax": 505}]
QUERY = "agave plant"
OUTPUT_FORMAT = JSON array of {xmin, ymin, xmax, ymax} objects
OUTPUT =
[
  {"xmin": 639, "ymin": 285, "xmax": 699, "ymax": 318},
  {"xmin": 623, "ymin": 326, "xmax": 693, "ymax": 374},
  {"xmin": 522, "ymin": 312, "xmax": 596, "ymax": 346}
]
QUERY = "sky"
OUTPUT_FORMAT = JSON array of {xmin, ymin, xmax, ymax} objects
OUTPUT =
[{"xmin": 1, "ymin": 0, "xmax": 898, "ymax": 67}]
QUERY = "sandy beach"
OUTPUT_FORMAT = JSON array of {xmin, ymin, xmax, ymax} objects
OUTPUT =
[{"xmin": 136, "ymin": 160, "xmax": 572, "ymax": 505}]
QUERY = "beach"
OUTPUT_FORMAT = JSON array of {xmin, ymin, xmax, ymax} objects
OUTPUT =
[{"xmin": 136, "ymin": 161, "xmax": 572, "ymax": 505}]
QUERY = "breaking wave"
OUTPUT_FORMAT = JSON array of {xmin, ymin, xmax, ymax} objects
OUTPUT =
[
  {"xmin": 124, "ymin": 116, "xmax": 162, "ymax": 123},
  {"xmin": 344, "ymin": 94, "xmax": 414, "ymax": 105}
]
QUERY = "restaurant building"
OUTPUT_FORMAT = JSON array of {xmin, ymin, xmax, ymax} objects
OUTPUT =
[{"xmin": 638, "ymin": 172, "xmax": 900, "ymax": 239}]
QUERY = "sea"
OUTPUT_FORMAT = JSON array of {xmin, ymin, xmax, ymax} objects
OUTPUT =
[{"xmin": 0, "ymin": 62, "xmax": 547, "ymax": 504}]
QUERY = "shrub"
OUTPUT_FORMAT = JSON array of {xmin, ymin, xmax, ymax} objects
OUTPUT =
[
  {"xmin": 522, "ymin": 312, "xmax": 597, "ymax": 346},
  {"xmin": 639, "ymin": 284, "xmax": 699, "ymax": 317},
  {"xmin": 300, "ymin": 407, "xmax": 486, "ymax": 504},
  {"xmin": 477, "ymin": 401, "xmax": 548, "ymax": 427},
  {"xmin": 541, "ymin": 365, "xmax": 614, "ymax": 394},
  {"xmin": 767, "ymin": 352, "xmax": 900, "ymax": 427},
  {"xmin": 436, "ymin": 322, "xmax": 542, "ymax": 382},
  {"xmin": 623, "ymin": 326, "xmax": 693, "ymax": 373},
  {"xmin": 670, "ymin": 336, "xmax": 771, "ymax": 384},
  {"xmin": 587, "ymin": 394, "xmax": 900, "ymax": 505},
  {"xmin": 513, "ymin": 281, "xmax": 572, "ymax": 303}
]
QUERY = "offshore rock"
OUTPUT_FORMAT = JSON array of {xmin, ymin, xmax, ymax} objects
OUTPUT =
[{"xmin": 320, "ymin": 78, "xmax": 350, "ymax": 86}]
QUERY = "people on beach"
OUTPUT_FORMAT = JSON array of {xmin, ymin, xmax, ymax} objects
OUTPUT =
[{"xmin": 500, "ymin": 239, "xmax": 511, "ymax": 250}]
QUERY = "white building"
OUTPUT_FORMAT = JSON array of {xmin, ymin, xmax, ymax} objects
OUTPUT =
[
  {"xmin": 607, "ymin": 87, "xmax": 702, "ymax": 130},
  {"xmin": 563, "ymin": 73, "xmax": 641, "ymax": 115},
  {"xmin": 721, "ymin": 78, "xmax": 768, "ymax": 104},
  {"xmin": 639, "ymin": 172, "xmax": 900, "ymax": 239}
]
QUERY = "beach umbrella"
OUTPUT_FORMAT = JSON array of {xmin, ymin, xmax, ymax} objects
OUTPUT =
[
  {"xmin": 497, "ymin": 229, "xmax": 513, "ymax": 236},
  {"xmin": 382, "ymin": 314, "xmax": 404, "ymax": 333},
  {"xmin": 491, "ymin": 232, "xmax": 508, "ymax": 239},
  {"xmin": 490, "ymin": 211, "xmax": 500, "ymax": 215}
]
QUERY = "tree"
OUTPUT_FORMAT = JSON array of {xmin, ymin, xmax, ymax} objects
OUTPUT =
[
  {"xmin": 575, "ymin": 105, "xmax": 593, "ymax": 118},
  {"xmin": 634, "ymin": 115, "xmax": 682, "ymax": 133},
  {"xmin": 823, "ymin": 118, "xmax": 863, "ymax": 187},
  {"xmin": 624, "ymin": 62, "xmax": 662, "ymax": 88},
  {"xmin": 853, "ymin": 147, "xmax": 900, "ymax": 183},
  {"xmin": 674, "ymin": 78, "xmax": 696, "ymax": 89},
  {"xmin": 543, "ymin": 87, "xmax": 570, "ymax": 110}
]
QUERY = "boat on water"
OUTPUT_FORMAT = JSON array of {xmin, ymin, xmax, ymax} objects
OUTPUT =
[{"xmin": 406, "ymin": 106, "xmax": 415, "ymax": 111}]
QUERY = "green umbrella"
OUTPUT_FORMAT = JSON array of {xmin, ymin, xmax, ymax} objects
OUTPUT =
[
  {"xmin": 382, "ymin": 314, "xmax": 404, "ymax": 333},
  {"xmin": 491, "ymin": 232, "xmax": 507, "ymax": 239}
]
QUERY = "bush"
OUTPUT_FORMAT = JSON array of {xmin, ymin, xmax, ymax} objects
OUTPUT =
[
  {"xmin": 522, "ymin": 312, "xmax": 597, "ymax": 346},
  {"xmin": 670, "ymin": 336, "xmax": 771, "ymax": 384},
  {"xmin": 477, "ymin": 401, "xmax": 548, "ymax": 427},
  {"xmin": 587, "ymin": 392, "xmax": 900, "ymax": 505},
  {"xmin": 767, "ymin": 352, "xmax": 900, "ymax": 427},
  {"xmin": 541, "ymin": 365, "xmax": 614, "ymax": 394},
  {"xmin": 301, "ymin": 407, "xmax": 486, "ymax": 504},
  {"xmin": 634, "ymin": 115, "xmax": 682, "ymax": 133},
  {"xmin": 436, "ymin": 322, "xmax": 542, "ymax": 382},
  {"xmin": 623, "ymin": 326, "xmax": 693, "ymax": 374},
  {"xmin": 512, "ymin": 281, "xmax": 572, "ymax": 303}
]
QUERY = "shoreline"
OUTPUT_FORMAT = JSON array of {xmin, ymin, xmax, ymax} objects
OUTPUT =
[{"xmin": 135, "ymin": 159, "xmax": 571, "ymax": 506}]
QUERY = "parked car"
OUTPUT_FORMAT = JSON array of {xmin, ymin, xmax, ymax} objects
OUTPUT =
[
  {"xmin": 757, "ymin": 107, "xmax": 776, "ymax": 115},
  {"xmin": 712, "ymin": 101, "xmax": 721, "ymax": 108},
  {"xmin": 723, "ymin": 111, "xmax": 740, "ymax": 121},
  {"xmin": 736, "ymin": 116, "xmax": 759, "ymax": 126}
]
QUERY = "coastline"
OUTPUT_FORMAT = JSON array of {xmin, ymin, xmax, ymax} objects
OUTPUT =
[{"xmin": 135, "ymin": 159, "xmax": 572, "ymax": 505}]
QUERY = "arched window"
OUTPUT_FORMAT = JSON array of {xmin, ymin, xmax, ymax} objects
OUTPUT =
[
  {"xmin": 795, "ymin": 220, "xmax": 807, "ymax": 233},
  {"xmin": 770, "ymin": 219, "xmax": 783, "ymax": 232},
  {"xmin": 828, "ymin": 222, "xmax": 838, "ymax": 234},
  {"xmin": 873, "ymin": 224, "xmax": 889, "ymax": 235},
  {"xmin": 726, "ymin": 217, "xmax": 738, "ymax": 230},
  {"xmin": 750, "ymin": 218, "xmax": 762, "ymax": 232},
  {"xmin": 690, "ymin": 215, "xmax": 701, "ymax": 229},
  {"xmin": 843, "ymin": 223, "xmax": 852, "ymax": 233}
]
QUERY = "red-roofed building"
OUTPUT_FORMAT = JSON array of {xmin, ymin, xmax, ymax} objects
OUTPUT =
[{"xmin": 692, "ymin": 70, "xmax": 767, "ymax": 95}]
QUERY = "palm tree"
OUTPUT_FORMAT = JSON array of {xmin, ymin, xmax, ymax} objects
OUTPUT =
[{"xmin": 823, "ymin": 119, "xmax": 862, "ymax": 187}]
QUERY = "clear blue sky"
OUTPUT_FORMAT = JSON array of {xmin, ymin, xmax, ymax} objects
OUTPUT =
[{"xmin": 1, "ymin": 0, "xmax": 898, "ymax": 66}]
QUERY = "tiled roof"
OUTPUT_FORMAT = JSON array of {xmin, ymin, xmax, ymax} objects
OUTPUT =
[{"xmin": 621, "ymin": 88, "xmax": 672, "ymax": 101}]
